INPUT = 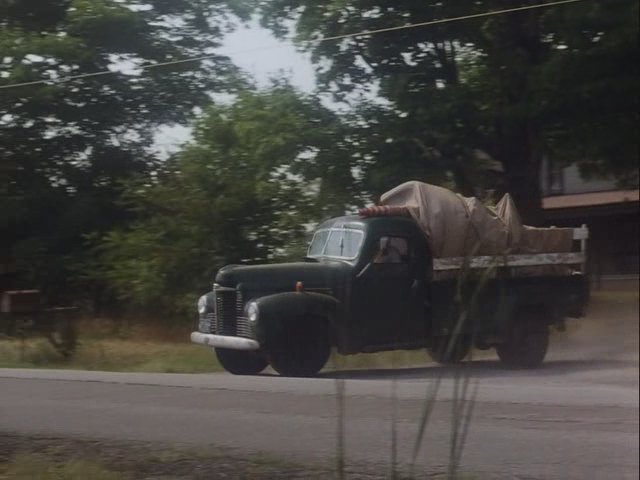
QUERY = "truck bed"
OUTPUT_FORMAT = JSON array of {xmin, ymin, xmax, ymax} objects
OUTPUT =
[{"xmin": 433, "ymin": 225, "xmax": 589, "ymax": 273}]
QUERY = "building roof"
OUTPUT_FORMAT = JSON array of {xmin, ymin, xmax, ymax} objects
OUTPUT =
[{"xmin": 543, "ymin": 190, "xmax": 639, "ymax": 210}]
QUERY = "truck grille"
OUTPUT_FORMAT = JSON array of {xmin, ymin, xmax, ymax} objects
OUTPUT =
[{"xmin": 201, "ymin": 287, "xmax": 252, "ymax": 339}]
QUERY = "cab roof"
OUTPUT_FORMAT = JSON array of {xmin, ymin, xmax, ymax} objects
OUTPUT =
[{"xmin": 317, "ymin": 214, "xmax": 419, "ymax": 236}]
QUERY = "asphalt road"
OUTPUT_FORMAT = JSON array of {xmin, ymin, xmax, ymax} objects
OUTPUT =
[{"xmin": 1, "ymin": 296, "xmax": 638, "ymax": 479}]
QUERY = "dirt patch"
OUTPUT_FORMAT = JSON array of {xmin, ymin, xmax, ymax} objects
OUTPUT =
[{"xmin": 552, "ymin": 291, "xmax": 639, "ymax": 363}]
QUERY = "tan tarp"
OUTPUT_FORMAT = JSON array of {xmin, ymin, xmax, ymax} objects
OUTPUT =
[{"xmin": 379, "ymin": 181, "xmax": 574, "ymax": 261}]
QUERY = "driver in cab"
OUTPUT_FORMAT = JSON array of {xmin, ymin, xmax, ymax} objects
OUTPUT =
[{"xmin": 373, "ymin": 237, "xmax": 404, "ymax": 264}]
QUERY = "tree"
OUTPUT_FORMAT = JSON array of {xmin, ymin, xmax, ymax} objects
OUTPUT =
[
  {"xmin": 0, "ymin": 0, "xmax": 249, "ymax": 300},
  {"xmin": 540, "ymin": 0, "xmax": 639, "ymax": 186},
  {"xmin": 256, "ymin": 0, "xmax": 638, "ymax": 223},
  {"xmin": 93, "ymin": 85, "xmax": 355, "ymax": 316}
]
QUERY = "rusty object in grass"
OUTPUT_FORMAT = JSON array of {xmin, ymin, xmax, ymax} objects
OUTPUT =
[{"xmin": 0, "ymin": 289, "xmax": 78, "ymax": 358}]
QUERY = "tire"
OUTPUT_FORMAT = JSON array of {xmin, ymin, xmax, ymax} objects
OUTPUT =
[
  {"xmin": 215, "ymin": 348, "xmax": 268, "ymax": 375},
  {"xmin": 428, "ymin": 334, "xmax": 471, "ymax": 364},
  {"xmin": 266, "ymin": 317, "xmax": 330, "ymax": 377},
  {"xmin": 496, "ymin": 317, "xmax": 549, "ymax": 369}
]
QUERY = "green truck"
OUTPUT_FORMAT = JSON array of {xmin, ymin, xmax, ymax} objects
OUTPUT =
[{"xmin": 191, "ymin": 212, "xmax": 589, "ymax": 377}]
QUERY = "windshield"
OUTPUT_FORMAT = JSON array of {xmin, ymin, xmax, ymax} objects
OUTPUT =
[{"xmin": 307, "ymin": 228, "xmax": 364, "ymax": 260}]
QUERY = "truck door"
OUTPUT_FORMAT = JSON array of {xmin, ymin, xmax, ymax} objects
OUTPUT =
[{"xmin": 355, "ymin": 235, "xmax": 424, "ymax": 348}]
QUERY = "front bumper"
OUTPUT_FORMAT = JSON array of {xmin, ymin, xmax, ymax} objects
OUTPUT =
[{"xmin": 190, "ymin": 331, "xmax": 260, "ymax": 351}]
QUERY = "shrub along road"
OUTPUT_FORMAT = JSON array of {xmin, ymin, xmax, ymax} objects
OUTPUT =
[{"xmin": 0, "ymin": 292, "xmax": 638, "ymax": 479}]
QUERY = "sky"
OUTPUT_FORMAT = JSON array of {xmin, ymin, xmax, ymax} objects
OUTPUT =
[
  {"xmin": 154, "ymin": 20, "xmax": 315, "ymax": 157},
  {"xmin": 218, "ymin": 20, "xmax": 316, "ymax": 92}
]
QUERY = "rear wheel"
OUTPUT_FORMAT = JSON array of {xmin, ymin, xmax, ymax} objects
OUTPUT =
[
  {"xmin": 215, "ymin": 348, "xmax": 268, "ymax": 375},
  {"xmin": 267, "ymin": 317, "xmax": 330, "ymax": 377},
  {"xmin": 428, "ymin": 334, "xmax": 472, "ymax": 364},
  {"xmin": 496, "ymin": 315, "xmax": 549, "ymax": 369}
]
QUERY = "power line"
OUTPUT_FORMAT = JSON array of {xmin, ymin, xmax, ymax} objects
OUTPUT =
[
  {"xmin": 0, "ymin": 0, "xmax": 587, "ymax": 91},
  {"xmin": 319, "ymin": 0, "xmax": 586, "ymax": 43}
]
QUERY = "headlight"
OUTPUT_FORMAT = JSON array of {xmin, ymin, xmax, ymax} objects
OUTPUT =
[
  {"xmin": 197, "ymin": 295, "xmax": 208, "ymax": 315},
  {"xmin": 247, "ymin": 301, "xmax": 259, "ymax": 323}
]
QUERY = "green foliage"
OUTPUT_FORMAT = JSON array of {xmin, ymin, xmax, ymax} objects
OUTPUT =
[
  {"xmin": 2, "ymin": 0, "xmax": 637, "ymax": 317},
  {"xmin": 92, "ymin": 85, "xmax": 356, "ymax": 315},
  {"xmin": 0, "ymin": 0, "xmax": 249, "ymax": 299},
  {"xmin": 257, "ymin": 0, "xmax": 639, "ymax": 221},
  {"xmin": 540, "ymin": 0, "xmax": 639, "ymax": 186}
]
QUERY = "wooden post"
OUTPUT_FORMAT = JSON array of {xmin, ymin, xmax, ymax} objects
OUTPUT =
[{"xmin": 580, "ymin": 223, "xmax": 588, "ymax": 274}]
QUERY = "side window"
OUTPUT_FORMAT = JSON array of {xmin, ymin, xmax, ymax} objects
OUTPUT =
[{"xmin": 373, "ymin": 236, "xmax": 409, "ymax": 264}]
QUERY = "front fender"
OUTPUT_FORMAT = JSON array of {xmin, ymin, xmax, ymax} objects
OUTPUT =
[{"xmin": 254, "ymin": 292, "xmax": 341, "ymax": 347}]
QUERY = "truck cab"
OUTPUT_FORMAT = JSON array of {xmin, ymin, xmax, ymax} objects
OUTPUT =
[{"xmin": 192, "ymin": 215, "xmax": 433, "ymax": 376}]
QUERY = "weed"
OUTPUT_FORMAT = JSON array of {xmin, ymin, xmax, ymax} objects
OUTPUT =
[{"xmin": 0, "ymin": 453, "xmax": 124, "ymax": 480}]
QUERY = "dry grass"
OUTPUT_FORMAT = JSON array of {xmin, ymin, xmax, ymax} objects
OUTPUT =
[
  {"xmin": 0, "ymin": 337, "xmax": 221, "ymax": 373},
  {"xmin": 0, "ymin": 291, "xmax": 635, "ymax": 374},
  {"xmin": 0, "ymin": 454, "xmax": 124, "ymax": 480},
  {"xmin": 0, "ymin": 313, "xmax": 440, "ymax": 373},
  {"xmin": 0, "ymin": 317, "xmax": 221, "ymax": 373},
  {"xmin": 0, "ymin": 434, "xmax": 343, "ymax": 479}
]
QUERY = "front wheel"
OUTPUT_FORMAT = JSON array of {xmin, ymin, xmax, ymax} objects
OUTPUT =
[
  {"xmin": 496, "ymin": 318, "xmax": 549, "ymax": 369},
  {"xmin": 266, "ymin": 317, "xmax": 330, "ymax": 377},
  {"xmin": 215, "ymin": 348, "xmax": 268, "ymax": 375}
]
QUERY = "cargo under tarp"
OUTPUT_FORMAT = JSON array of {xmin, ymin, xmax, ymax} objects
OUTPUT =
[{"xmin": 374, "ymin": 181, "xmax": 576, "ymax": 275}]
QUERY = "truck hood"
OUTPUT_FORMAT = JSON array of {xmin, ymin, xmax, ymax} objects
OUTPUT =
[{"xmin": 215, "ymin": 260, "xmax": 352, "ymax": 292}]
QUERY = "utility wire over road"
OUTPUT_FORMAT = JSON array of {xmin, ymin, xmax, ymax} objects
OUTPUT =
[{"xmin": 0, "ymin": 0, "xmax": 587, "ymax": 91}]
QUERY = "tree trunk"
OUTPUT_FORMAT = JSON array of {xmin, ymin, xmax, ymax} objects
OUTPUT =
[
  {"xmin": 450, "ymin": 163, "xmax": 478, "ymax": 198},
  {"xmin": 505, "ymin": 166, "xmax": 544, "ymax": 226},
  {"xmin": 499, "ymin": 125, "xmax": 545, "ymax": 226},
  {"xmin": 484, "ymin": 9, "xmax": 548, "ymax": 226}
]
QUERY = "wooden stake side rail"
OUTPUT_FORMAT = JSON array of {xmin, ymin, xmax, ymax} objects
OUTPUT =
[
  {"xmin": 572, "ymin": 226, "xmax": 589, "ymax": 241},
  {"xmin": 433, "ymin": 252, "xmax": 585, "ymax": 271},
  {"xmin": 433, "ymin": 225, "xmax": 589, "ymax": 272}
]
